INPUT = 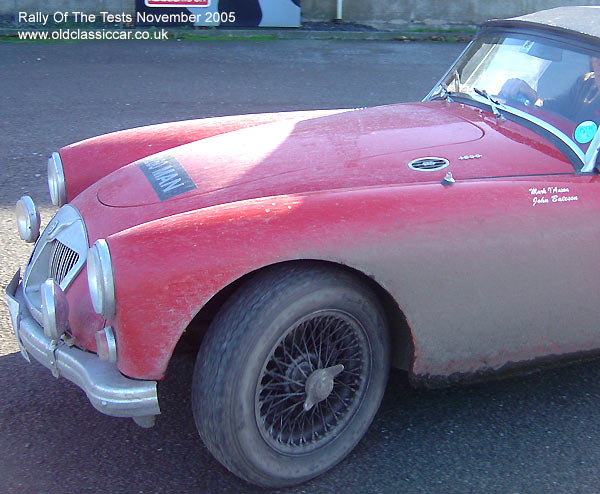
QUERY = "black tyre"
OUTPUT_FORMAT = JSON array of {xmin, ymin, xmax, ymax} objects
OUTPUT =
[{"xmin": 192, "ymin": 264, "xmax": 390, "ymax": 487}]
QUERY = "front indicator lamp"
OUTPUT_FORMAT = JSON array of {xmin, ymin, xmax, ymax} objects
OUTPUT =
[
  {"xmin": 40, "ymin": 279, "xmax": 70, "ymax": 340},
  {"xmin": 95, "ymin": 327, "xmax": 117, "ymax": 362}
]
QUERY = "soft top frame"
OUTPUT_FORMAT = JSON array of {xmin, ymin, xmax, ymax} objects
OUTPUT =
[{"xmin": 481, "ymin": 6, "xmax": 600, "ymax": 50}]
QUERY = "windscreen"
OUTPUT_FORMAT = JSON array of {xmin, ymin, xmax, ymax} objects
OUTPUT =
[{"xmin": 441, "ymin": 36, "xmax": 599, "ymax": 143}]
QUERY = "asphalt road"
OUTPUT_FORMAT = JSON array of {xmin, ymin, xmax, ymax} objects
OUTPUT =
[{"xmin": 2, "ymin": 39, "xmax": 600, "ymax": 494}]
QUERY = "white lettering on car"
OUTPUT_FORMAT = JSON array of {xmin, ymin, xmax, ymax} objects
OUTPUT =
[{"xmin": 529, "ymin": 185, "xmax": 578, "ymax": 206}]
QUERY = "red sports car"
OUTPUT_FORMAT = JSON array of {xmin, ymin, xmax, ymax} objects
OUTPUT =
[{"xmin": 6, "ymin": 6, "xmax": 600, "ymax": 487}]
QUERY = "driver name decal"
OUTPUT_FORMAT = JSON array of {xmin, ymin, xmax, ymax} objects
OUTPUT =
[
  {"xmin": 529, "ymin": 186, "xmax": 578, "ymax": 206},
  {"xmin": 139, "ymin": 155, "xmax": 196, "ymax": 201}
]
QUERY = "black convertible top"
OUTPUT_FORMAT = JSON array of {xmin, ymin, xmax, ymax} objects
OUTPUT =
[{"xmin": 482, "ymin": 6, "xmax": 600, "ymax": 46}]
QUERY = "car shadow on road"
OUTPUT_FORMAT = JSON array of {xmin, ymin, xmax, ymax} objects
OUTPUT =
[{"xmin": 2, "ymin": 350, "xmax": 600, "ymax": 494}]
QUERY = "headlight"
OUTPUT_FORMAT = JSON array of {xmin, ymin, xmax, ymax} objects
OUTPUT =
[
  {"xmin": 87, "ymin": 239, "xmax": 116, "ymax": 319},
  {"xmin": 15, "ymin": 195, "xmax": 41, "ymax": 243},
  {"xmin": 48, "ymin": 152, "xmax": 67, "ymax": 207}
]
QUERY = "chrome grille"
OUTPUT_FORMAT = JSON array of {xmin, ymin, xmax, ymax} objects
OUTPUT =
[
  {"xmin": 23, "ymin": 204, "xmax": 88, "ymax": 325},
  {"xmin": 49, "ymin": 240, "xmax": 80, "ymax": 284}
]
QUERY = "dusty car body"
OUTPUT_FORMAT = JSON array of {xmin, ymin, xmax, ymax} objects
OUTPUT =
[{"xmin": 6, "ymin": 6, "xmax": 600, "ymax": 487}]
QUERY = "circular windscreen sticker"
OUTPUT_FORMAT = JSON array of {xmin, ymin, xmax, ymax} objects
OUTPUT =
[{"xmin": 574, "ymin": 120, "xmax": 598, "ymax": 144}]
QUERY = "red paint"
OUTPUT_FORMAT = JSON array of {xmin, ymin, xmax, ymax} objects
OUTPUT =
[
  {"xmin": 58, "ymin": 109, "xmax": 349, "ymax": 202},
  {"xmin": 63, "ymin": 100, "xmax": 599, "ymax": 381},
  {"xmin": 65, "ymin": 267, "xmax": 104, "ymax": 352}
]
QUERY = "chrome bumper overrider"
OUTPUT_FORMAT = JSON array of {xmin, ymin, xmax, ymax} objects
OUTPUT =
[{"xmin": 5, "ymin": 270, "xmax": 160, "ymax": 420}]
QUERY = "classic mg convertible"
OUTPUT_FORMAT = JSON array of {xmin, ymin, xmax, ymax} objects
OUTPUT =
[{"xmin": 6, "ymin": 6, "xmax": 600, "ymax": 486}]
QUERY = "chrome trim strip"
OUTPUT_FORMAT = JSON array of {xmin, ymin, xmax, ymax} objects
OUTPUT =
[
  {"xmin": 6, "ymin": 275, "xmax": 160, "ymax": 419},
  {"xmin": 582, "ymin": 127, "xmax": 600, "ymax": 173}
]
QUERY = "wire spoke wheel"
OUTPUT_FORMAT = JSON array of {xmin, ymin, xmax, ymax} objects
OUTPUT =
[
  {"xmin": 193, "ymin": 265, "xmax": 390, "ymax": 487},
  {"xmin": 255, "ymin": 310, "xmax": 371, "ymax": 454}
]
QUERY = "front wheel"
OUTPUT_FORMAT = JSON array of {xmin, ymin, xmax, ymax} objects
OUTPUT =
[{"xmin": 192, "ymin": 264, "xmax": 390, "ymax": 487}]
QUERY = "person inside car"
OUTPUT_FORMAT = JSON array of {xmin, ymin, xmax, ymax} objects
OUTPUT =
[{"xmin": 499, "ymin": 56, "xmax": 600, "ymax": 123}]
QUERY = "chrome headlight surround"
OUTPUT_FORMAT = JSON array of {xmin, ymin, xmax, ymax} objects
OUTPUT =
[
  {"xmin": 87, "ymin": 239, "xmax": 116, "ymax": 319},
  {"xmin": 16, "ymin": 195, "xmax": 41, "ymax": 243},
  {"xmin": 48, "ymin": 152, "xmax": 67, "ymax": 207}
]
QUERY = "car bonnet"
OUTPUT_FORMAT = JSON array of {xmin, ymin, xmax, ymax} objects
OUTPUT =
[{"xmin": 96, "ymin": 103, "xmax": 485, "ymax": 208}]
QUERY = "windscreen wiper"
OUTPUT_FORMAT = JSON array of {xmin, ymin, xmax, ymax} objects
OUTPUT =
[{"xmin": 473, "ymin": 87, "xmax": 505, "ymax": 119}]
